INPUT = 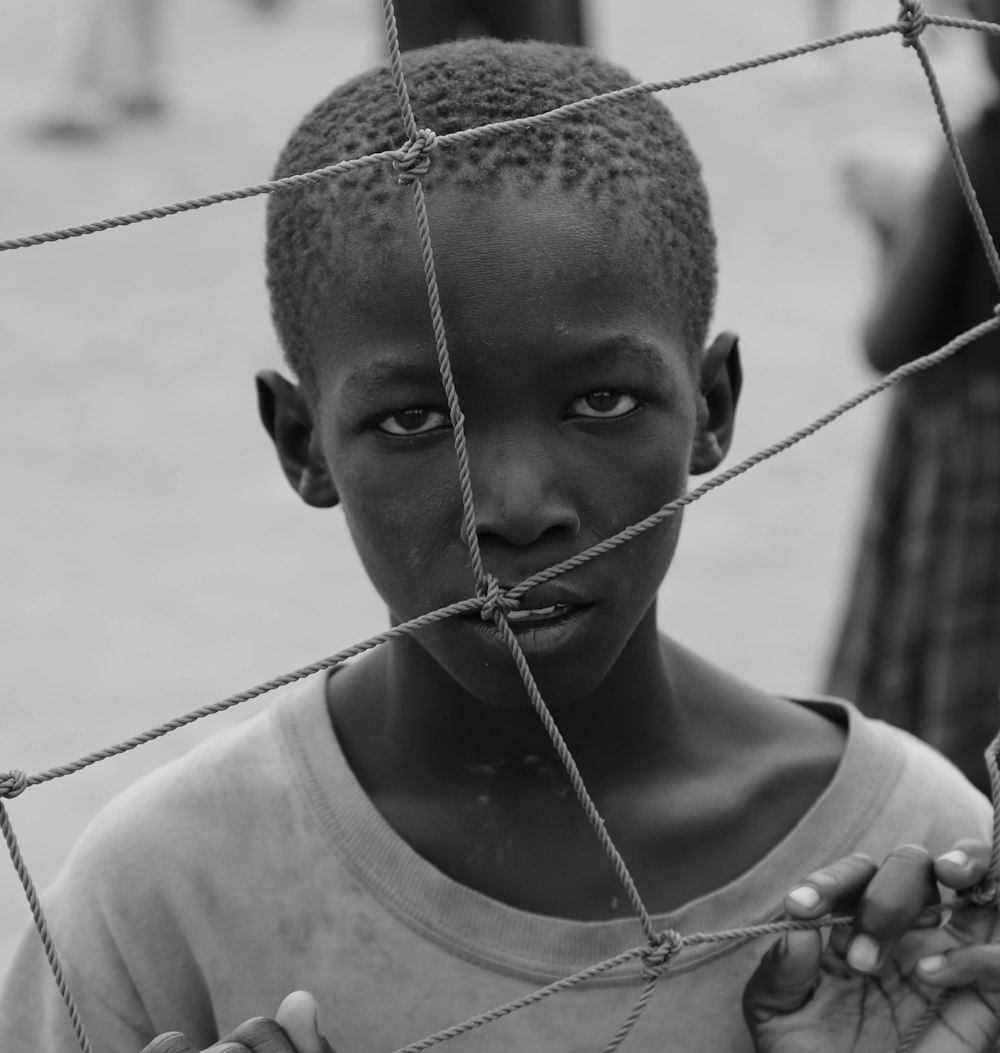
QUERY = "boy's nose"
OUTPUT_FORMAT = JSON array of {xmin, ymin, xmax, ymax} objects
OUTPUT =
[{"xmin": 472, "ymin": 450, "xmax": 581, "ymax": 547}]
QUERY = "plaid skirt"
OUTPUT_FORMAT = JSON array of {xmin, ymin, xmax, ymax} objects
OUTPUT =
[{"xmin": 826, "ymin": 373, "xmax": 1000, "ymax": 793}]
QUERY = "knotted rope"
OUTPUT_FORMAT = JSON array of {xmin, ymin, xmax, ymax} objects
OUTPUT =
[
  {"xmin": 478, "ymin": 575, "xmax": 518, "ymax": 620},
  {"xmin": 394, "ymin": 128, "xmax": 438, "ymax": 183},
  {"xmin": 0, "ymin": 770, "xmax": 27, "ymax": 800},
  {"xmin": 640, "ymin": 930, "xmax": 685, "ymax": 979},
  {"xmin": 898, "ymin": 0, "xmax": 929, "ymax": 45}
]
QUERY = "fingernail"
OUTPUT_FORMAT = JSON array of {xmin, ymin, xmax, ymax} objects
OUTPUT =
[
  {"xmin": 919, "ymin": 955, "xmax": 945, "ymax": 974},
  {"xmin": 787, "ymin": 886, "xmax": 821, "ymax": 910},
  {"xmin": 847, "ymin": 934, "xmax": 880, "ymax": 973},
  {"xmin": 937, "ymin": 849, "xmax": 969, "ymax": 868}
]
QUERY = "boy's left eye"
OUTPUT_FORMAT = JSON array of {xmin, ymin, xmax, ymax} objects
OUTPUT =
[
  {"xmin": 567, "ymin": 391, "xmax": 641, "ymax": 419},
  {"xmin": 377, "ymin": 407, "xmax": 451, "ymax": 435}
]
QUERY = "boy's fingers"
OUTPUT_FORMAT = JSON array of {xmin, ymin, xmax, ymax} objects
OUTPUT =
[
  {"xmin": 917, "ymin": 944, "xmax": 1000, "ymax": 991},
  {"xmin": 276, "ymin": 991, "xmax": 337, "ymax": 1053},
  {"xmin": 743, "ymin": 929, "xmax": 824, "ymax": 1027},
  {"xmin": 934, "ymin": 839, "xmax": 993, "ymax": 891},
  {"xmin": 139, "ymin": 1035, "xmax": 198, "ymax": 1053},
  {"xmin": 139, "ymin": 1016, "xmax": 315, "ymax": 1053},
  {"xmin": 847, "ymin": 844, "xmax": 938, "ymax": 973},
  {"xmin": 218, "ymin": 1017, "xmax": 299, "ymax": 1052},
  {"xmin": 783, "ymin": 853, "xmax": 878, "ymax": 918}
]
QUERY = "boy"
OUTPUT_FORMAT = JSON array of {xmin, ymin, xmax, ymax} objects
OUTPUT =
[{"xmin": 0, "ymin": 37, "xmax": 992, "ymax": 1053}]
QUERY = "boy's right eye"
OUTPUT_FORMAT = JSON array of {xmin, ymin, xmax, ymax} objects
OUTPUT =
[{"xmin": 376, "ymin": 407, "xmax": 451, "ymax": 436}]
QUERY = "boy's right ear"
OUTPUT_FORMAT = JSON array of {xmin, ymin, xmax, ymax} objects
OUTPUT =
[{"xmin": 255, "ymin": 370, "xmax": 339, "ymax": 508}]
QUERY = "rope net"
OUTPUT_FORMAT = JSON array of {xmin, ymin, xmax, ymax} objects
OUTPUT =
[{"xmin": 3, "ymin": 2, "xmax": 1000, "ymax": 1051}]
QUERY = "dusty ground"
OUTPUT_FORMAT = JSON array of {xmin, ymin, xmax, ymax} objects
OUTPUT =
[{"xmin": 0, "ymin": 0, "xmax": 990, "ymax": 976}]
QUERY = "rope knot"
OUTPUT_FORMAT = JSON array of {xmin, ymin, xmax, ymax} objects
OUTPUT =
[
  {"xmin": 641, "ymin": 929, "xmax": 683, "ymax": 977},
  {"xmin": 393, "ymin": 128, "xmax": 437, "ymax": 184},
  {"xmin": 898, "ymin": 0, "xmax": 928, "ymax": 46},
  {"xmin": 0, "ymin": 770, "xmax": 28, "ymax": 800},
  {"xmin": 479, "ymin": 575, "xmax": 517, "ymax": 621}
]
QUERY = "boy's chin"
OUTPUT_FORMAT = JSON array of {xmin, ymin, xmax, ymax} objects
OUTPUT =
[{"xmin": 429, "ymin": 634, "xmax": 626, "ymax": 713}]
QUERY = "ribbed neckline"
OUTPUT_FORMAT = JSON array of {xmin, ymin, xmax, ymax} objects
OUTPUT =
[{"xmin": 277, "ymin": 671, "xmax": 902, "ymax": 985}]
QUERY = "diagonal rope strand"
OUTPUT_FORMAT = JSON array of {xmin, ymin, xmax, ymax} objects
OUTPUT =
[
  {"xmin": 380, "ymin": 0, "xmax": 487, "ymax": 593},
  {"xmin": 15, "ymin": 597, "xmax": 481, "ymax": 791},
  {"xmin": 491, "ymin": 614, "xmax": 657, "ymax": 941},
  {"xmin": 402, "ymin": 176, "xmax": 487, "ymax": 591},
  {"xmin": 905, "ymin": 32, "xmax": 1000, "ymax": 291},
  {"xmin": 507, "ymin": 313, "xmax": 1000, "ymax": 604},
  {"xmin": 0, "ymin": 805, "xmax": 92, "ymax": 1053}
]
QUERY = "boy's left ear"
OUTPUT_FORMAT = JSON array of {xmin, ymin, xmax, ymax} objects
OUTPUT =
[
  {"xmin": 690, "ymin": 331, "xmax": 742, "ymax": 476},
  {"xmin": 255, "ymin": 370, "xmax": 339, "ymax": 508}
]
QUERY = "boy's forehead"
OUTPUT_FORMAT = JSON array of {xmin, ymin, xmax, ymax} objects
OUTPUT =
[
  {"xmin": 326, "ymin": 181, "xmax": 680, "ymax": 324},
  {"xmin": 305, "ymin": 183, "xmax": 694, "ymax": 394}
]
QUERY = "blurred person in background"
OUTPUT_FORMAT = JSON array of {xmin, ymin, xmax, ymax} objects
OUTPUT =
[
  {"xmin": 826, "ymin": 0, "xmax": 1000, "ymax": 794},
  {"xmin": 393, "ymin": 0, "xmax": 585, "ymax": 50},
  {"xmin": 32, "ymin": 0, "xmax": 285, "ymax": 142}
]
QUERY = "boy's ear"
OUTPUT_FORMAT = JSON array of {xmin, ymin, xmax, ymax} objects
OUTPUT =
[
  {"xmin": 255, "ymin": 370, "xmax": 339, "ymax": 508},
  {"xmin": 690, "ymin": 331, "xmax": 742, "ymax": 476}
]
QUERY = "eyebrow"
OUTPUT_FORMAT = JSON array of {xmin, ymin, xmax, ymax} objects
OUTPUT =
[
  {"xmin": 337, "ymin": 334, "xmax": 674, "ymax": 400},
  {"xmin": 338, "ymin": 354, "xmax": 445, "ymax": 400},
  {"xmin": 553, "ymin": 336, "xmax": 674, "ymax": 379}
]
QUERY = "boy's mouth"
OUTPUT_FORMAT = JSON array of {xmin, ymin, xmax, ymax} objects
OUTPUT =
[{"xmin": 504, "ymin": 603, "xmax": 573, "ymax": 624}]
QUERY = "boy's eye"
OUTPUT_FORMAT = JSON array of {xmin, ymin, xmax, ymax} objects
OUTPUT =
[
  {"xmin": 377, "ymin": 407, "xmax": 451, "ymax": 436},
  {"xmin": 567, "ymin": 391, "xmax": 641, "ymax": 419}
]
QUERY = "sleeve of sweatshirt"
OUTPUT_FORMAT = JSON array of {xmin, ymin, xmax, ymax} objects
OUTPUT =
[{"xmin": 0, "ymin": 777, "xmax": 219, "ymax": 1053}]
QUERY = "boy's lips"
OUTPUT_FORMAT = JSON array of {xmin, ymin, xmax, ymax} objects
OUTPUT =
[
  {"xmin": 490, "ymin": 581, "xmax": 591, "ymax": 617},
  {"xmin": 504, "ymin": 602, "xmax": 573, "ymax": 624},
  {"xmin": 467, "ymin": 582, "xmax": 597, "ymax": 655}
]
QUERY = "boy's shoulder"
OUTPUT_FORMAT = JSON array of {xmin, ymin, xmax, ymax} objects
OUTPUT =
[
  {"xmin": 801, "ymin": 695, "xmax": 993, "ymax": 858},
  {"xmin": 64, "ymin": 671, "xmax": 330, "ymax": 880}
]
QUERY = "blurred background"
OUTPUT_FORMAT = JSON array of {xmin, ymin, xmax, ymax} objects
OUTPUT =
[{"xmin": 0, "ymin": 0, "xmax": 992, "ymax": 972}]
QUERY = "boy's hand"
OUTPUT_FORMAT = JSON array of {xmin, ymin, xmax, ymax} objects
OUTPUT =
[
  {"xmin": 744, "ymin": 841, "xmax": 1000, "ymax": 1052},
  {"xmin": 140, "ymin": 992, "xmax": 335, "ymax": 1053}
]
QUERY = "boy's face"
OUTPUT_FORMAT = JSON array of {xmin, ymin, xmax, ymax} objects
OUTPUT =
[{"xmin": 264, "ymin": 183, "xmax": 736, "ymax": 708}]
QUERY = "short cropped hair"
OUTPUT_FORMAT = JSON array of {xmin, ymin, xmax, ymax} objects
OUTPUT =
[{"xmin": 266, "ymin": 38, "xmax": 717, "ymax": 394}]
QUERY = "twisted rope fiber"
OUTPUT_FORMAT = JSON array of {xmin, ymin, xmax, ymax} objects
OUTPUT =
[
  {"xmin": 381, "ymin": 0, "xmax": 488, "ymax": 596},
  {"xmin": 924, "ymin": 13, "xmax": 1000, "ymax": 36},
  {"xmin": 3, "ymin": 598, "xmax": 480, "ymax": 792},
  {"xmin": 5, "ymin": 6, "xmax": 1000, "ymax": 1053},
  {"xmin": 490, "ymin": 613, "xmax": 659, "ymax": 941},
  {"xmin": 5, "ymin": 18, "xmax": 953, "ymax": 257},
  {"xmin": 0, "ymin": 805, "xmax": 93, "ymax": 1053},
  {"xmin": 381, "ymin": 0, "xmax": 418, "ymax": 144},
  {"xmin": 378, "ymin": 5, "xmax": 664, "ymax": 1042},
  {"xmin": 600, "ymin": 933, "xmax": 685, "ymax": 1053},
  {"xmin": 402, "ymin": 176, "xmax": 488, "ymax": 592},
  {"xmin": 0, "ymin": 149, "xmax": 404, "ymax": 252},
  {"xmin": 990, "ymin": 730, "xmax": 1000, "ymax": 879},
  {"xmin": 599, "ymin": 974, "xmax": 660, "ymax": 1053},
  {"xmin": 904, "ymin": 14, "xmax": 1000, "ymax": 291}
]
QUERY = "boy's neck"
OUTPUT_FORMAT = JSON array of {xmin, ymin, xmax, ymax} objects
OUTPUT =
[
  {"xmin": 332, "ymin": 606, "xmax": 689, "ymax": 793},
  {"xmin": 325, "ymin": 621, "xmax": 846, "ymax": 920}
]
